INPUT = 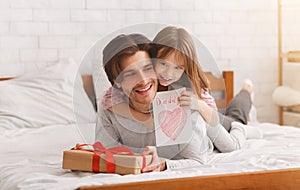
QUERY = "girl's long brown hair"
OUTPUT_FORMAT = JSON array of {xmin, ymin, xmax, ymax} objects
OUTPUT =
[{"xmin": 152, "ymin": 26, "xmax": 210, "ymax": 99}]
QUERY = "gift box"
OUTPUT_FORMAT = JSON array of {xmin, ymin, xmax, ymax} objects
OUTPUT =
[{"xmin": 62, "ymin": 142, "xmax": 152, "ymax": 175}]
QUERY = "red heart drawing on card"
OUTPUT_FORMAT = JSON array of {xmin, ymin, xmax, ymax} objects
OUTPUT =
[{"xmin": 158, "ymin": 108, "xmax": 187, "ymax": 141}]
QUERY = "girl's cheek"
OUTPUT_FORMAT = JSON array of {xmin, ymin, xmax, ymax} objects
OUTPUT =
[
  {"xmin": 174, "ymin": 72, "xmax": 183, "ymax": 80},
  {"xmin": 154, "ymin": 65, "xmax": 163, "ymax": 73}
]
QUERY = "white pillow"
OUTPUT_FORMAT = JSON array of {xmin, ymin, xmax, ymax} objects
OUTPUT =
[
  {"xmin": 0, "ymin": 60, "xmax": 96, "ymax": 129},
  {"xmin": 272, "ymin": 85, "xmax": 300, "ymax": 107}
]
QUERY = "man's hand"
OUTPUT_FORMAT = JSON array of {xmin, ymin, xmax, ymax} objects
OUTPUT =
[{"xmin": 142, "ymin": 146, "xmax": 166, "ymax": 172}]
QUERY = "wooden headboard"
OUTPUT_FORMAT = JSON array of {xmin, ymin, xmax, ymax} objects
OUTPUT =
[
  {"xmin": 205, "ymin": 71, "xmax": 233, "ymax": 109},
  {"xmin": 82, "ymin": 75, "xmax": 97, "ymax": 111},
  {"xmin": 0, "ymin": 77, "xmax": 13, "ymax": 81}
]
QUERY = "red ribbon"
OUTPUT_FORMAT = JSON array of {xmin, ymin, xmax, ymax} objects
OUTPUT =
[{"xmin": 72, "ymin": 142, "xmax": 147, "ymax": 173}]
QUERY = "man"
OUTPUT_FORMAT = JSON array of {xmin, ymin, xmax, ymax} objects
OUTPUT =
[{"xmin": 95, "ymin": 34, "xmax": 212, "ymax": 172}]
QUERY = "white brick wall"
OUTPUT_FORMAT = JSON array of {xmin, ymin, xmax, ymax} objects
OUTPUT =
[
  {"xmin": 0, "ymin": 36, "xmax": 38, "ymax": 48},
  {"xmin": 20, "ymin": 49, "xmax": 58, "ymax": 62},
  {"xmin": 9, "ymin": 0, "xmax": 49, "ymax": 9},
  {"xmin": 0, "ymin": 9, "xmax": 32, "ymax": 21},
  {"xmin": 86, "ymin": 0, "xmax": 120, "ymax": 9},
  {"xmin": 11, "ymin": 22, "xmax": 49, "ymax": 35},
  {"xmin": 1, "ymin": 0, "xmax": 300, "ymax": 123},
  {"xmin": 39, "ymin": 36, "xmax": 76, "ymax": 48},
  {"xmin": 70, "ymin": 10, "xmax": 106, "ymax": 22},
  {"xmin": 33, "ymin": 9, "xmax": 70, "ymax": 22},
  {"xmin": 0, "ymin": 0, "xmax": 10, "ymax": 8},
  {"xmin": 49, "ymin": 0, "xmax": 85, "ymax": 9},
  {"xmin": 49, "ymin": 22, "xmax": 86, "ymax": 35},
  {"xmin": 0, "ymin": 23, "xmax": 9, "ymax": 35}
]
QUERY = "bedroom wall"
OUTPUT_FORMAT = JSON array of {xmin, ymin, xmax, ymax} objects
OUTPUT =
[{"xmin": 0, "ymin": 0, "xmax": 300, "ymax": 123}]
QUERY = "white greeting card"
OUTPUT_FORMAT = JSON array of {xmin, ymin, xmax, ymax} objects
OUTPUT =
[{"xmin": 153, "ymin": 88, "xmax": 192, "ymax": 147}]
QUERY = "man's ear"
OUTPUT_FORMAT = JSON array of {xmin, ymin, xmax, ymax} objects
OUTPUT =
[{"xmin": 114, "ymin": 80, "xmax": 121, "ymax": 89}]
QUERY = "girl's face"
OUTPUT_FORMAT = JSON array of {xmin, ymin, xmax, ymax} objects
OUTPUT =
[{"xmin": 154, "ymin": 53, "xmax": 185, "ymax": 87}]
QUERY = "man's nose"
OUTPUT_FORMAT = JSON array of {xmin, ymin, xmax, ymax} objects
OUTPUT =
[{"xmin": 136, "ymin": 70, "xmax": 148, "ymax": 82}]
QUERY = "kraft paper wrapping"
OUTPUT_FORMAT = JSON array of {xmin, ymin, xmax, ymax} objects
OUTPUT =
[{"xmin": 62, "ymin": 150, "xmax": 152, "ymax": 175}]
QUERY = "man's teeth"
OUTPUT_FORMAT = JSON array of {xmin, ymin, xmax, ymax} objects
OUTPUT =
[{"xmin": 136, "ymin": 85, "xmax": 151, "ymax": 92}]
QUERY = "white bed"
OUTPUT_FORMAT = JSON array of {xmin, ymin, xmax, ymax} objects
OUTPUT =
[
  {"xmin": 0, "ymin": 122, "xmax": 300, "ymax": 190},
  {"xmin": 1, "ymin": 61, "xmax": 300, "ymax": 190}
]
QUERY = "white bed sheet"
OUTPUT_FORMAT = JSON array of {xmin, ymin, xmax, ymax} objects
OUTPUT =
[{"xmin": 1, "ymin": 123, "xmax": 300, "ymax": 190}]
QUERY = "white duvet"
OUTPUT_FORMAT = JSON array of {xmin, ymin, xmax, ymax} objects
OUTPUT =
[{"xmin": 0, "ymin": 123, "xmax": 300, "ymax": 190}]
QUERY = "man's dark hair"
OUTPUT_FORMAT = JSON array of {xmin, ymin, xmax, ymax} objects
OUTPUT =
[{"xmin": 103, "ymin": 34, "xmax": 152, "ymax": 86}]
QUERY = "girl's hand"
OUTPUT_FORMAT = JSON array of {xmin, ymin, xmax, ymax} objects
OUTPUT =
[
  {"xmin": 178, "ymin": 91, "xmax": 200, "ymax": 111},
  {"xmin": 142, "ymin": 146, "xmax": 166, "ymax": 172},
  {"xmin": 179, "ymin": 91, "xmax": 219, "ymax": 126}
]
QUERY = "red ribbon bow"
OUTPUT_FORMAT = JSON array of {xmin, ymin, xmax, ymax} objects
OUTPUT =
[{"xmin": 72, "ymin": 142, "xmax": 146, "ymax": 173}]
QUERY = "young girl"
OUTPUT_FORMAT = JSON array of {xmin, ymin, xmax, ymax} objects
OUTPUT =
[{"xmin": 101, "ymin": 26, "xmax": 262, "ymax": 153}]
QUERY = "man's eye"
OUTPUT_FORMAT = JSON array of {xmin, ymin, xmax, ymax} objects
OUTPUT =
[
  {"xmin": 123, "ymin": 72, "xmax": 135, "ymax": 77},
  {"xmin": 144, "ymin": 66, "xmax": 154, "ymax": 71}
]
